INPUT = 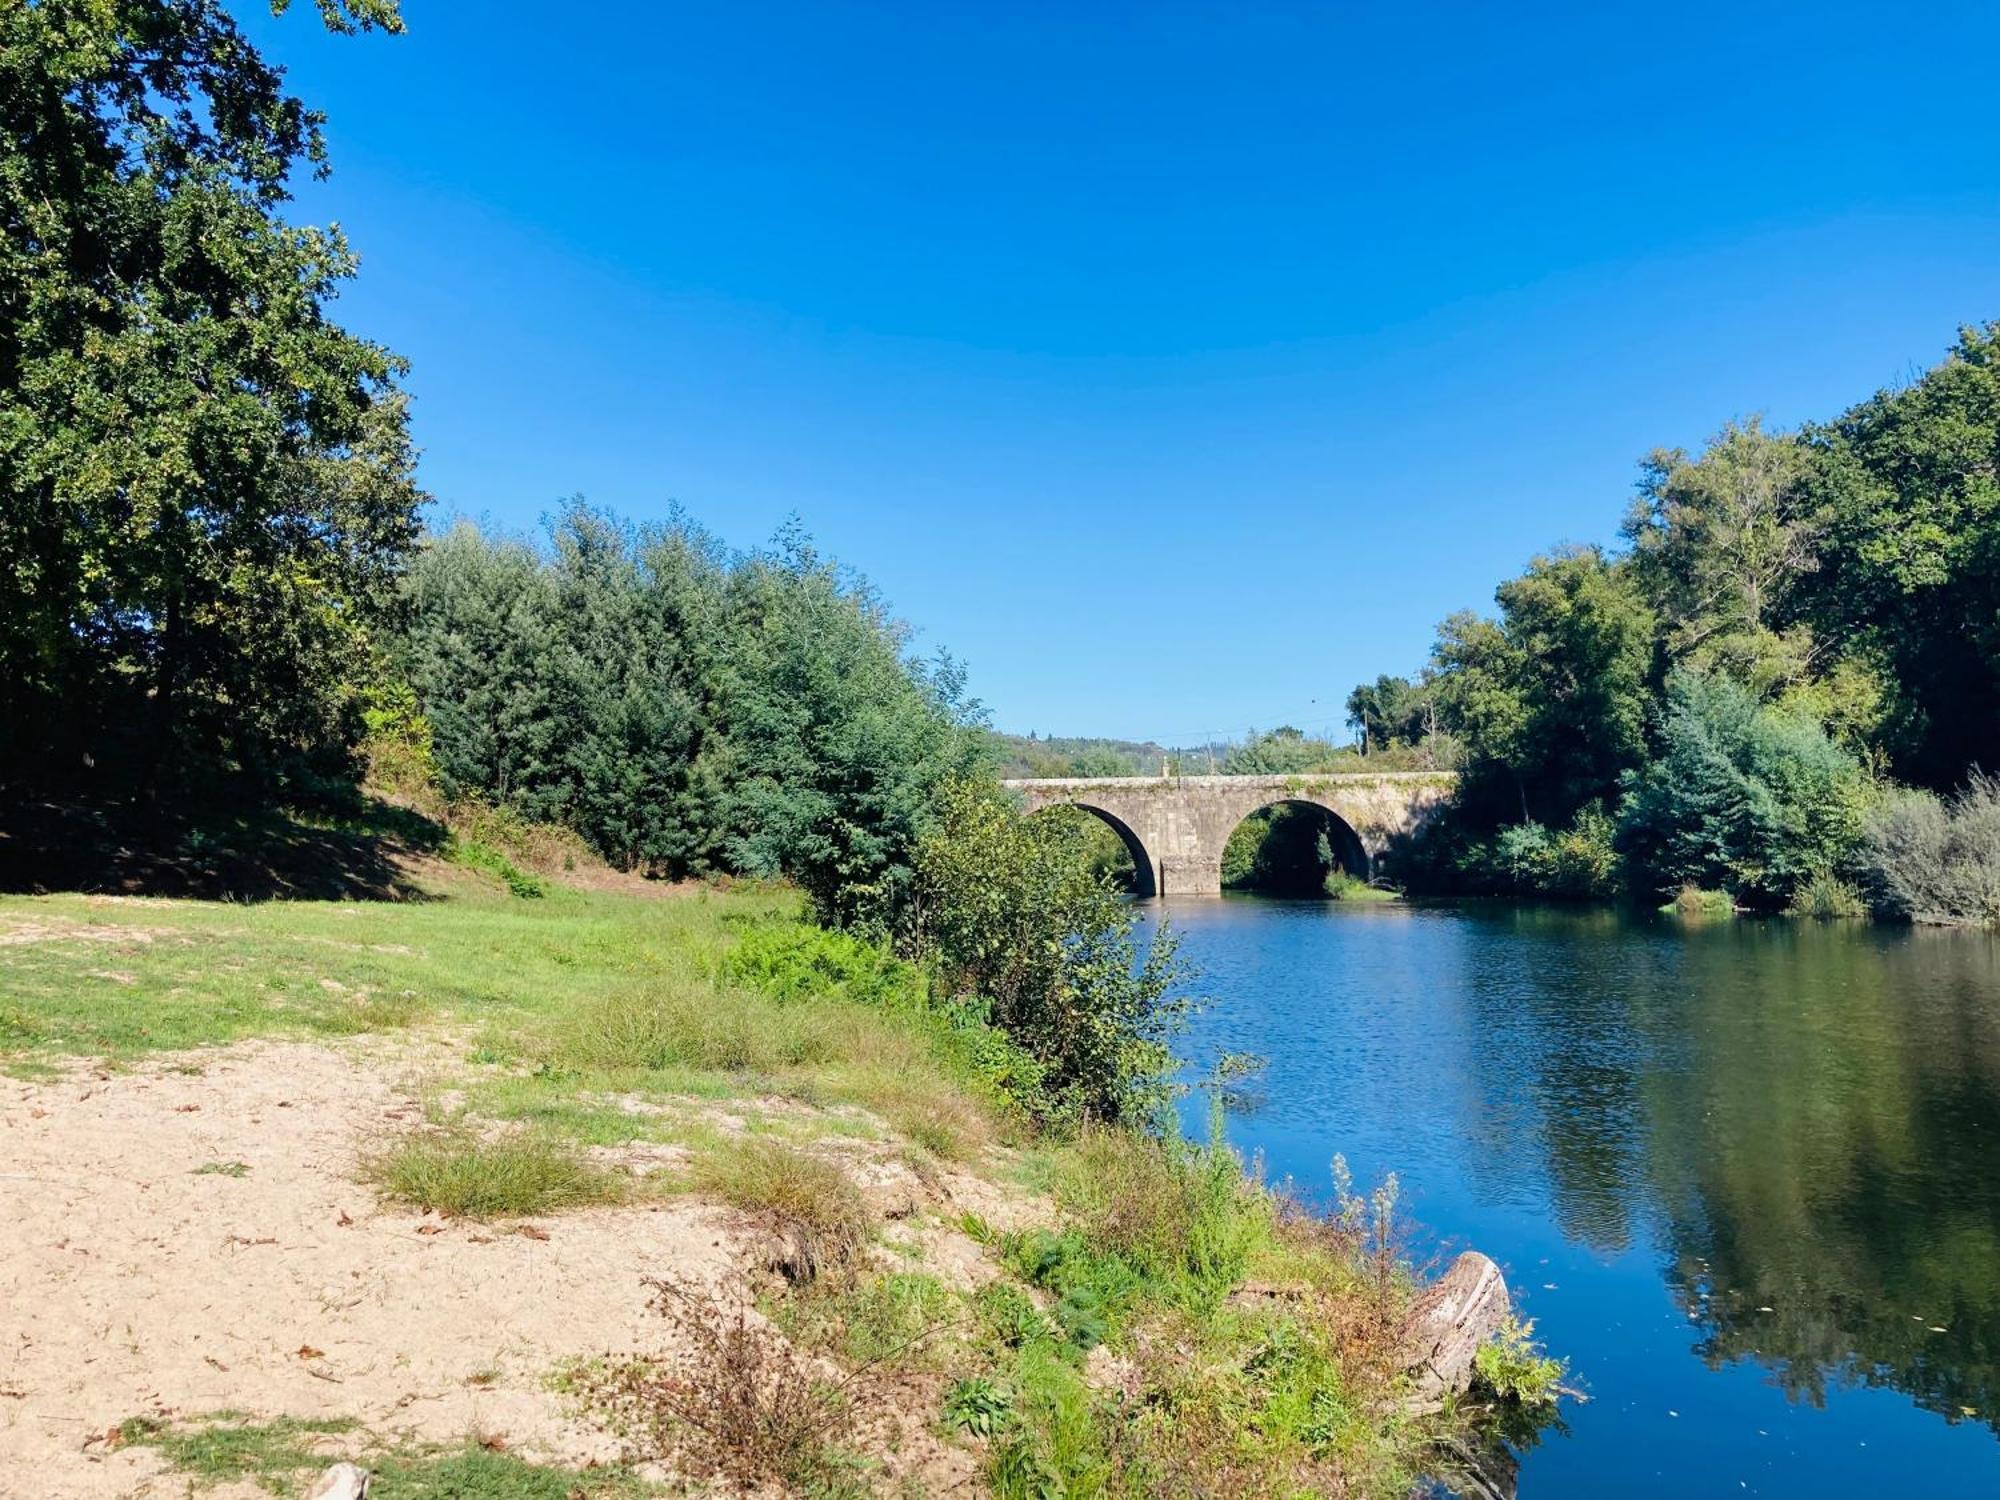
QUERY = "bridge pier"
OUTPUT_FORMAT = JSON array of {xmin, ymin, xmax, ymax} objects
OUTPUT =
[{"xmin": 1160, "ymin": 855, "xmax": 1223, "ymax": 897}]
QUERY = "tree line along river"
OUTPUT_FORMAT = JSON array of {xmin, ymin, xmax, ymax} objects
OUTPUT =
[{"xmin": 1151, "ymin": 897, "xmax": 2000, "ymax": 1496}]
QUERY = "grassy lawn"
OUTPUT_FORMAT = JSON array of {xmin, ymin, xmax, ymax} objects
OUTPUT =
[{"xmin": 0, "ymin": 877, "xmax": 792, "ymax": 1062}]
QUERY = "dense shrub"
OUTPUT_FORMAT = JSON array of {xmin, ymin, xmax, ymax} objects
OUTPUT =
[
  {"xmin": 907, "ymin": 782, "xmax": 1188, "ymax": 1125},
  {"xmin": 1617, "ymin": 671, "xmax": 1872, "ymax": 907},
  {"xmin": 1859, "ymin": 773, "xmax": 2000, "ymax": 926},
  {"xmin": 1468, "ymin": 805, "xmax": 1622, "ymax": 900}
]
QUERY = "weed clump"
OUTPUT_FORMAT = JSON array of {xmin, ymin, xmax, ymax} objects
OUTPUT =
[
  {"xmin": 775, "ymin": 1270, "xmax": 960, "ymax": 1368},
  {"xmin": 365, "ymin": 1127, "xmax": 627, "ymax": 1219},
  {"xmin": 1665, "ymin": 884, "xmax": 1736, "ymax": 918},
  {"xmin": 690, "ymin": 1137, "xmax": 871, "ymax": 1282},
  {"xmin": 1472, "ymin": 1316, "xmax": 1566, "ymax": 1405},
  {"xmin": 564, "ymin": 1277, "xmax": 866, "ymax": 1493}
]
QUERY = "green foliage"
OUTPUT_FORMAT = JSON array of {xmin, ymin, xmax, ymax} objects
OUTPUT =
[
  {"xmin": 1346, "ymin": 674, "xmax": 1437, "ymax": 753},
  {"xmin": 447, "ymin": 836, "xmax": 548, "ymax": 899},
  {"xmin": 974, "ymin": 1282, "xmax": 1056, "ymax": 1350},
  {"xmin": 909, "ymin": 781, "xmax": 1189, "ymax": 1124},
  {"xmin": 0, "ymin": 0, "xmax": 421, "ymax": 798},
  {"xmin": 1069, "ymin": 812, "xmax": 1139, "ymax": 890},
  {"xmin": 1859, "ymin": 773, "xmax": 2000, "ymax": 926},
  {"xmin": 725, "ymin": 919, "xmax": 929, "ymax": 1012},
  {"xmin": 1222, "ymin": 724, "xmax": 1345, "ymax": 775},
  {"xmin": 1664, "ymin": 884, "xmax": 1737, "ymax": 919},
  {"xmin": 1625, "ymin": 418, "xmax": 1827, "ymax": 696},
  {"xmin": 777, "ymin": 1271, "xmax": 958, "ymax": 1368},
  {"xmin": 1796, "ymin": 324, "xmax": 2000, "ymax": 789},
  {"xmin": 1411, "ymin": 324, "xmax": 2000, "ymax": 904},
  {"xmin": 1431, "ymin": 546, "xmax": 1656, "ymax": 825},
  {"xmin": 1464, "ymin": 805, "xmax": 1622, "ymax": 900},
  {"xmin": 397, "ymin": 508, "xmax": 981, "ymax": 924},
  {"xmin": 1472, "ymin": 1317, "xmax": 1566, "ymax": 1406},
  {"xmin": 943, "ymin": 1375, "xmax": 1017, "ymax": 1437},
  {"xmin": 1788, "ymin": 871, "xmax": 1867, "ymax": 920},
  {"xmin": 986, "ymin": 731, "xmax": 1164, "ymax": 779},
  {"xmin": 1221, "ymin": 803, "xmax": 1365, "ymax": 896},
  {"xmin": 1046, "ymin": 1128, "xmax": 1267, "ymax": 1307},
  {"xmin": 1617, "ymin": 670, "xmax": 1873, "ymax": 907}
]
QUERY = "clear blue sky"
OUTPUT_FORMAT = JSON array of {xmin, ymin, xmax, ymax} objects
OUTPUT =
[{"xmin": 247, "ymin": 1, "xmax": 2000, "ymax": 743}]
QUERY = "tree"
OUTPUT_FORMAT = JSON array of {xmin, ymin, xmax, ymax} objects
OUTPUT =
[
  {"xmin": 1345, "ymin": 674, "xmax": 1431, "ymax": 752},
  {"xmin": 1430, "ymin": 547, "xmax": 1655, "ymax": 824},
  {"xmin": 1617, "ymin": 670, "xmax": 1872, "ymax": 907},
  {"xmin": 0, "ymin": 0, "xmax": 420, "ymax": 795},
  {"xmin": 1793, "ymin": 323, "xmax": 2000, "ymax": 789},
  {"xmin": 717, "ymin": 526, "xmax": 984, "ymax": 926},
  {"xmin": 1623, "ymin": 418, "xmax": 1827, "ymax": 696},
  {"xmin": 398, "ymin": 510, "xmax": 980, "ymax": 917},
  {"xmin": 1222, "ymin": 724, "xmax": 1339, "ymax": 775}
]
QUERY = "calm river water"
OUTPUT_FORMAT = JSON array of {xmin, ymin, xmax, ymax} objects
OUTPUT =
[{"xmin": 1148, "ymin": 897, "xmax": 2000, "ymax": 1497}]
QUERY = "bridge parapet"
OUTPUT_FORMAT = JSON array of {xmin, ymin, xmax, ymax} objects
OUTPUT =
[{"xmin": 1000, "ymin": 772, "xmax": 1456, "ymax": 897}]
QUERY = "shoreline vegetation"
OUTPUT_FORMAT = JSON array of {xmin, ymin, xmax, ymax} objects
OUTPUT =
[{"xmin": 0, "ymin": 797, "xmax": 1561, "ymax": 1498}]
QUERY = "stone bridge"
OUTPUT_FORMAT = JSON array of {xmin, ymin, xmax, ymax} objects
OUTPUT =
[{"xmin": 1001, "ymin": 772, "xmax": 1456, "ymax": 896}]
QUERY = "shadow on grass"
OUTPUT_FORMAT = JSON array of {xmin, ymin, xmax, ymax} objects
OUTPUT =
[{"xmin": 0, "ymin": 793, "xmax": 447, "ymax": 902}]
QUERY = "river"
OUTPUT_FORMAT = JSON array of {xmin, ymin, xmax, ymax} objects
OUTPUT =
[{"xmin": 1149, "ymin": 897, "xmax": 2000, "ymax": 1496}]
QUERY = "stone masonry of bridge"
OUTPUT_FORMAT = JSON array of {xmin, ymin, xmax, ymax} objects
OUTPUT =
[{"xmin": 1001, "ymin": 772, "xmax": 1456, "ymax": 896}]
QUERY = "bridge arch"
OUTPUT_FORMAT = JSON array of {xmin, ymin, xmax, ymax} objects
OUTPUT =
[
  {"xmin": 1221, "ymin": 797, "xmax": 1370, "ymax": 891},
  {"xmin": 1028, "ymin": 801, "xmax": 1159, "ymax": 897}
]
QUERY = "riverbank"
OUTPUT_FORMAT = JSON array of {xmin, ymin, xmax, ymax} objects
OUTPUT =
[{"xmin": 0, "ymin": 851, "xmax": 1547, "ymax": 1498}]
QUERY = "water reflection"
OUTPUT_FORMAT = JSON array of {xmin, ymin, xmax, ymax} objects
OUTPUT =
[
  {"xmin": 1634, "ymin": 924, "xmax": 2000, "ymax": 1433},
  {"xmin": 1160, "ymin": 899, "xmax": 2000, "ymax": 1491}
]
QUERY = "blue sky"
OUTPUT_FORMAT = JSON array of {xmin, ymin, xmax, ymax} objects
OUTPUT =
[{"xmin": 249, "ymin": 1, "xmax": 2000, "ymax": 742}]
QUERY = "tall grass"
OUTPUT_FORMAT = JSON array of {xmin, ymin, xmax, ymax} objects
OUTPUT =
[
  {"xmin": 689, "ymin": 1137, "xmax": 871, "ymax": 1281},
  {"xmin": 364, "ymin": 1127, "xmax": 628, "ymax": 1218}
]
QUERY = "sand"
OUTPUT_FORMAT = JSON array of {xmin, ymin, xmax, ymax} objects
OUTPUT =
[{"xmin": 0, "ymin": 1039, "xmax": 763, "ymax": 1498}]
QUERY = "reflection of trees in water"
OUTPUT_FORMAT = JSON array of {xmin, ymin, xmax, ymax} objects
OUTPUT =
[
  {"xmin": 1452, "ymin": 905, "xmax": 1679, "ymax": 1256},
  {"xmin": 1468, "ymin": 914, "xmax": 2000, "ymax": 1433},
  {"xmin": 1648, "ymin": 926, "xmax": 2000, "ymax": 1433}
]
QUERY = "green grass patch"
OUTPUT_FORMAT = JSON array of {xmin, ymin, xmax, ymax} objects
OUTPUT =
[
  {"xmin": 0, "ymin": 882, "xmax": 796, "ymax": 1063},
  {"xmin": 772, "ymin": 1270, "xmax": 960, "ymax": 1368},
  {"xmin": 689, "ymin": 1136, "xmax": 871, "ymax": 1281},
  {"xmin": 117, "ymin": 1414, "xmax": 654, "ymax": 1497},
  {"xmin": 364, "ymin": 1127, "xmax": 629, "ymax": 1219},
  {"xmin": 117, "ymin": 1412, "xmax": 358, "ymax": 1489},
  {"xmin": 447, "ymin": 835, "xmax": 549, "ymax": 899}
]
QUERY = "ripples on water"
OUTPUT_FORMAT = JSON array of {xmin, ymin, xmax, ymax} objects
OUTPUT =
[{"xmin": 1151, "ymin": 898, "xmax": 2000, "ymax": 1497}]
